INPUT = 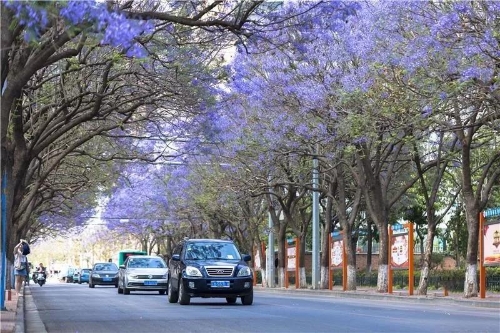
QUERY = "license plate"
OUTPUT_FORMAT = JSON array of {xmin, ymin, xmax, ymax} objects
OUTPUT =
[
  {"xmin": 211, "ymin": 281, "xmax": 230, "ymax": 288},
  {"xmin": 144, "ymin": 280, "xmax": 157, "ymax": 286},
  {"xmin": 102, "ymin": 277, "xmax": 112, "ymax": 282}
]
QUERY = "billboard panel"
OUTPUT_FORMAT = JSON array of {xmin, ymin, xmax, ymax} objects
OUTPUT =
[
  {"xmin": 483, "ymin": 218, "xmax": 500, "ymax": 267},
  {"xmin": 330, "ymin": 239, "xmax": 343, "ymax": 269},
  {"xmin": 390, "ymin": 233, "xmax": 409, "ymax": 269}
]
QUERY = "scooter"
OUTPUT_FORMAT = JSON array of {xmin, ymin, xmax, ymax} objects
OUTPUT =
[{"xmin": 33, "ymin": 271, "xmax": 46, "ymax": 287}]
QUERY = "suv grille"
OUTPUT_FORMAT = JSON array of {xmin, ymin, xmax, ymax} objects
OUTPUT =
[{"xmin": 205, "ymin": 266, "xmax": 234, "ymax": 277}]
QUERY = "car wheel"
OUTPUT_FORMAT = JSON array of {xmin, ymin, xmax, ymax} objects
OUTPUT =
[
  {"xmin": 178, "ymin": 278, "xmax": 190, "ymax": 305},
  {"xmin": 159, "ymin": 290, "xmax": 166, "ymax": 295},
  {"xmin": 89, "ymin": 283, "xmax": 95, "ymax": 288},
  {"xmin": 226, "ymin": 297, "xmax": 237, "ymax": 304},
  {"xmin": 117, "ymin": 282, "xmax": 123, "ymax": 294},
  {"xmin": 78, "ymin": 280, "xmax": 82, "ymax": 284},
  {"xmin": 168, "ymin": 279, "xmax": 179, "ymax": 303},
  {"xmin": 241, "ymin": 291, "xmax": 253, "ymax": 305},
  {"xmin": 124, "ymin": 286, "xmax": 130, "ymax": 295}
]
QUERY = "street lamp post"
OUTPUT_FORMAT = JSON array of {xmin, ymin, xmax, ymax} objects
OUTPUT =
[{"xmin": 312, "ymin": 154, "xmax": 320, "ymax": 289}]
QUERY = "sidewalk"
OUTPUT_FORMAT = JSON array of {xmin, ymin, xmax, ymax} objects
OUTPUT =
[{"xmin": 0, "ymin": 288, "xmax": 23, "ymax": 333}]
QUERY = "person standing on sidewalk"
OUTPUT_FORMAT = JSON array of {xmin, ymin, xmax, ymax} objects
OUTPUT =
[{"xmin": 14, "ymin": 239, "xmax": 29, "ymax": 296}]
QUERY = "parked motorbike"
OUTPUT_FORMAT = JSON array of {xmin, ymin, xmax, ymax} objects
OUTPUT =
[{"xmin": 33, "ymin": 271, "xmax": 46, "ymax": 287}]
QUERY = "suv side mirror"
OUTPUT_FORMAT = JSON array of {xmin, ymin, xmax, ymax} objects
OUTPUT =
[
  {"xmin": 242, "ymin": 254, "xmax": 251, "ymax": 262},
  {"xmin": 172, "ymin": 254, "xmax": 180, "ymax": 261}
]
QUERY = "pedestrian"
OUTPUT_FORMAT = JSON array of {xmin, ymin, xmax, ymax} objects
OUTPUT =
[{"xmin": 14, "ymin": 239, "xmax": 29, "ymax": 296}]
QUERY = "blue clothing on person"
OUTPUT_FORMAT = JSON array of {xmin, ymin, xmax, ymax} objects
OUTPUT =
[{"xmin": 14, "ymin": 267, "xmax": 28, "ymax": 276}]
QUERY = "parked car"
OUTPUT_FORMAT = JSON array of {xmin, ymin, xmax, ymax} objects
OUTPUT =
[
  {"xmin": 168, "ymin": 238, "xmax": 253, "ymax": 305},
  {"xmin": 73, "ymin": 268, "xmax": 91, "ymax": 284},
  {"xmin": 59, "ymin": 266, "xmax": 76, "ymax": 283},
  {"xmin": 118, "ymin": 255, "xmax": 168, "ymax": 295},
  {"xmin": 89, "ymin": 262, "xmax": 119, "ymax": 288}
]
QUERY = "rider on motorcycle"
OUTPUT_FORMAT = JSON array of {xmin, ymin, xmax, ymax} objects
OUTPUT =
[{"xmin": 33, "ymin": 263, "xmax": 47, "ymax": 281}]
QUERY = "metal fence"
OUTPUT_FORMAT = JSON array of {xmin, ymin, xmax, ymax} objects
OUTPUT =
[{"xmin": 331, "ymin": 275, "xmax": 500, "ymax": 292}]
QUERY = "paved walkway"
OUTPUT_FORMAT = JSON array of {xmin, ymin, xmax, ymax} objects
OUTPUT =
[
  {"xmin": 1, "ymin": 288, "xmax": 22, "ymax": 333},
  {"xmin": 1, "ymin": 284, "xmax": 498, "ymax": 333}
]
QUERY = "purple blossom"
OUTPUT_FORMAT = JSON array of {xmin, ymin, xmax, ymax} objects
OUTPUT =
[{"xmin": 421, "ymin": 105, "xmax": 432, "ymax": 118}]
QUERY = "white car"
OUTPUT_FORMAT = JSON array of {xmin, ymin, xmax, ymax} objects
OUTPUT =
[{"xmin": 117, "ymin": 255, "xmax": 169, "ymax": 295}]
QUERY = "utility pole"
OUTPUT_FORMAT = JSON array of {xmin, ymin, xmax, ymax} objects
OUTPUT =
[
  {"xmin": 312, "ymin": 153, "xmax": 320, "ymax": 289},
  {"xmin": 266, "ymin": 176, "xmax": 275, "ymax": 288}
]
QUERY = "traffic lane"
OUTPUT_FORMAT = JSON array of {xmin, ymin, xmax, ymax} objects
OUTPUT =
[
  {"xmin": 253, "ymin": 291, "xmax": 500, "ymax": 333},
  {"xmin": 30, "ymin": 283, "xmax": 500, "ymax": 333}
]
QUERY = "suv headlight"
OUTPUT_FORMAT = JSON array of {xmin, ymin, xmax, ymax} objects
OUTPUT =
[
  {"xmin": 185, "ymin": 266, "xmax": 202, "ymax": 277},
  {"xmin": 237, "ymin": 266, "xmax": 252, "ymax": 277}
]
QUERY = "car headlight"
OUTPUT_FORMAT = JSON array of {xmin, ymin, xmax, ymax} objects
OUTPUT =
[
  {"xmin": 127, "ymin": 274, "xmax": 138, "ymax": 279},
  {"xmin": 237, "ymin": 266, "xmax": 252, "ymax": 277},
  {"xmin": 185, "ymin": 266, "xmax": 202, "ymax": 277},
  {"xmin": 91, "ymin": 273, "xmax": 100, "ymax": 278},
  {"xmin": 162, "ymin": 272, "xmax": 168, "ymax": 279}
]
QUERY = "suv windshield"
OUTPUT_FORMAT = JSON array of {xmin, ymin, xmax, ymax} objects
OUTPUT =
[{"xmin": 185, "ymin": 242, "xmax": 241, "ymax": 260}]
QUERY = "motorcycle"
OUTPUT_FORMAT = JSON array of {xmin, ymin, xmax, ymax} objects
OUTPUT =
[{"xmin": 33, "ymin": 271, "xmax": 46, "ymax": 287}]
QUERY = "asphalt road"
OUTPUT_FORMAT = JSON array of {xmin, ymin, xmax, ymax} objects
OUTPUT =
[{"xmin": 29, "ymin": 281, "xmax": 500, "ymax": 333}]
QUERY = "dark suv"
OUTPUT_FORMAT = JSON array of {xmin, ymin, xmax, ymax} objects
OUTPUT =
[{"xmin": 168, "ymin": 239, "xmax": 253, "ymax": 305}]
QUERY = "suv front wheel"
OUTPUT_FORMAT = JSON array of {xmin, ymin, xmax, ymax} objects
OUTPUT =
[
  {"xmin": 178, "ymin": 278, "xmax": 190, "ymax": 305},
  {"xmin": 241, "ymin": 291, "xmax": 253, "ymax": 305},
  {"xmin": 168, "ymin": 279, "xmax": 179, "ymax": 303}
]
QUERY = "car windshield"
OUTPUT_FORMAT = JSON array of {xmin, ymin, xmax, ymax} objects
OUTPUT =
[
  {"xmin": 82, "ymin": 269, "xmax": 90, "ymax": 274},
  {"xmin": 127, "ymin": 258, "xmax": 166, "ymax": 269},
  {"xmin": 185, "ymin": 242, "xmax": 241, "ymax": 260},
  {"xmin": 93, "ymin": 263, "xmax": 118, "ymax": 271}
]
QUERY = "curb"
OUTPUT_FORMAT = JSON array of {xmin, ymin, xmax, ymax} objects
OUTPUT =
[
  {"xmin": 254, "ymin": 287, "xmax": 500, "ymax": 309},
  {"xmin": 14, "ymin": 288, "xmax": 24, "ymax": 333},
  {"xmin": 23, "ymin": 286, "xmax": 47, "ymax": 333}
]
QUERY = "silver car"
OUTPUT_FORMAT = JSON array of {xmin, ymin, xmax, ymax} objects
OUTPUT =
[{"xmin": 117, "ymin": 255, "xmax": 169, "ymax": 295}]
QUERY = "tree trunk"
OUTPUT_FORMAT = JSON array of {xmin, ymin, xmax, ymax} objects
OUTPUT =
[
  {"xmin": 320, "ymin": 192, "xmax": 334, "ymax": 289},
  {"xmin": 320, "ymin": 266, "xmax": 329, "ymax": 289},
  {"xmin": 347, "ymin": 265, "xmax": 357, "ymax": 291},
  {"xmin": 377, "ymin": 227, "xmax": 389, "ymax": 292},
  {"xmin": 299, "ymin": 233, "xmax": 307, "ymax": 288},
  {"xmin": 277, "ymin": 226, "xmax": 287, "ymax": 288},
  {"xmin": 377, "ymin": 264, "xmax": 388, "ymax": 293},
  {"xmin": 464, "ymin": 263, "xmax": 477, "ymax": 297},
  {"xmin": 344, "ymin": 227, "xmax": 357, "ymax": 291},
  {"xmin": 417, "ymin": 227, "xmax": 436, "ymax": 295},
  {"xmin": 260, "ymin": 268, "xmax": 267, "ymax": 287},
  {"xmin": 278, "ymin": 266, "xmax": 286, "ymax": 288},
  {"xmin": 299, "ymin": 266, "xmax": 307, "ymax": 288},
  {"xmin": 366, "ymin": 218, "xmax": 372, "ymax": 273}
]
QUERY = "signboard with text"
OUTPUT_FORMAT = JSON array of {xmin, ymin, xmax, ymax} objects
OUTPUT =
[
  {"xmin": 390, "ymin": 231, "xmax": 409, "ymax": 269},
  {"xmin": 483, "ymin": 217, "xmax": 500, "ymax": 267},
  {"xmin": 330, "ymin": 237, "xmax": 343, "ymax": 270},
  {"xmin": 287, "ymin": 246, "xmax": 296, "ymax": 271}
]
